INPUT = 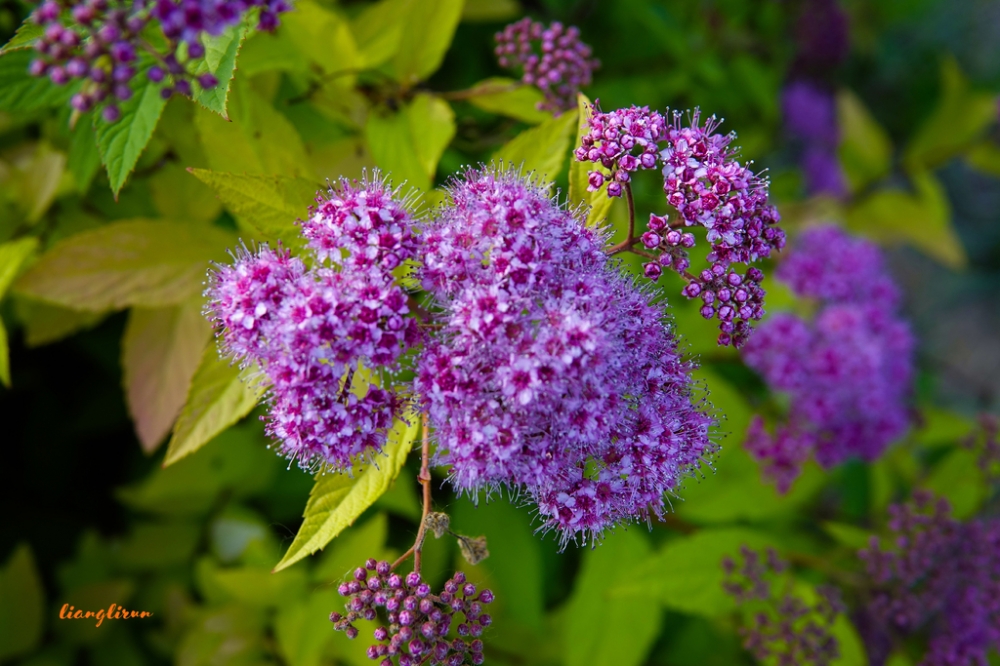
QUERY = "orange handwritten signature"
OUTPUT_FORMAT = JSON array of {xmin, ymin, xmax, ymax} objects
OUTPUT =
[{"xmin": 58, "ymin": 603, "xmax": 153, "ymax": 627}]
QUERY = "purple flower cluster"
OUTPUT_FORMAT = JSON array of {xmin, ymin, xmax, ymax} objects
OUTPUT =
[
  {"xmin": 859, "ymin": 491, "xmax": 1000, "ymax": 666},
  {"xmin": 415, "ymin": 167, "xmax": 714, "ymax": 545},
  {"xmin": 722, "ymin": 546, "xmax": 843, "ymax": 666},
  {"xmin": 206, "ymin": 175, "xmax": 418, "ymax": 471},
  {"xmin": 782, "ymin": 81, "xmax": 847, "ymax": 197},
  {"xmin": 330, "ymin": 561, "xmax": 494, "ymax": 666},
  {"xmin": 741, "ymin": 226, "xmax": 914, "ymax": 491},
  {"xmin": 963, "ymin": 413, "xmax": 1000, "ymax": 484},
  {"xmin": 495, "ymin": 18, "xmax": 599, "ymax": 113},
  {"xmin": 575, "ymin": 105, "xmax": 785, "ymax": 347},
  {"xmin": 27, "ymin": 0, "xmax": 290, "ymax": 121}
]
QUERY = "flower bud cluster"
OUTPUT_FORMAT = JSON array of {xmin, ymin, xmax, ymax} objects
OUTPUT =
[
  {"xmin": 858, "ymin": 491, "xmax": 1000, "ymax": 666},
  {"xmin": 722, "ymin": 546, "xmax": 843, "ymax": 666},
  {"xmin": 575, "ymin": 104, "xmax": 785, "ymax": 347},
  {"xmin": 495, "ymin": 18, "xmax": 599, "ymax": 112},
  {"xmin": 415, "ymin": 166, "xmax": 714, "ymax": 545},
  {"xmin": 741, "ymin": 226, "xmax": 914, "ymax": 491},
  {"xmin": 963, "ymin": 413, "xmax": 1000, "ymax": 484},
  {"xmin": 27, "ymin": 0, "xmax": 290, "ymax": 121},
  {"xmin": 206, "ymin": 175, "xmax": 417, "ymax": 471},
  {"xmin": 330, "ymin": 562, "xmax": 494, "ymax": 666}
]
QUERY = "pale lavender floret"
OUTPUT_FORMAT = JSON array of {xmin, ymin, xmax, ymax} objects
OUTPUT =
[
  {"xmin": 414, "ymin": 166, "xmax": 714, "ymax": 545},
  {"xmin": 495, "ymin": 18, "xmax": 600, "ymax": 113},
  {"xmin": 742, "ymin": 227, "xmax": 914, "ymax": 491}
]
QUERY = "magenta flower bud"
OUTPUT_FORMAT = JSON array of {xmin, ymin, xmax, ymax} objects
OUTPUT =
[
  {"xmin": 587, "ymin": 171, "xmax": 604, "ymax": 191},
  {"xmin": 727, "ymin": 272, "xmax": 743, "ymax": 286},
  {"xmin": 700, "ymin": 305, "xmax": 715, "ymax": 319},
  {"xmin": 648, "ymin": 214, "xmax": 667, "ymax": 231},
  {"xmin": 101, "ymin": 104, "xmax": 121, "ymax": 123},
  {"xmin": 175, "ymin": 79, "xmax": 192, "ymax": 96},
  {"xmin": 148, "ymin": 66, "xmax": 165, "ymax": 83},
  {"xmin": 405, "ymin": 572, "xmax": 422, "ymax": 587},
  {"xmin": 665, "ymin": 230, "xmax": 681, "ymax": 245},
  {"xmin": 399, "ymin": 610, "xmax": 414, "ymax": 626},
  {"xmin": 643, "ymin": 262, "xmax": 662, "ymax": 281},
  {"xmin": 607, "ymin": 181, "xmax": 622, "ymax": 197},
  {"xmin": 28, "ymin": 59, "xmax": 48, "ymax": 77},
  {"xmin": 49, "ymin": 66, "xmax": 68, "ymax": 85},
  {"xmin": 198, "ymin": 73, "xmax": 218, "ymax": 89},
  {"xmin": 478, "ymin": 589, "xmax": 495, "ymax": 604},
  {"xmin": 188, "ymin": 42, "xmax": 205, "ymax": 59},
  {"xmin": 681, "ymin": 233, "xmax": 696, "ymax": 248},
  {"xmin": 345, "ymin": 626, "xmax": 358, "ymax": 639},
  {"xmin": 641, "ymin": 231, "xmax": 661, "ymax": 249},
  {"xmin": 682, "ymin": 282, "xmax": 702, "ymax": 298}
]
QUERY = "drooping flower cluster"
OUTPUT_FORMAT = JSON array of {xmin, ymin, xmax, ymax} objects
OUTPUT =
[
  {"xmin": 741, "ymin": 226, "xmax": 914, "ymax": 490},
  {"xmin": 494, "ymin": 18, "xmax": 599, "ymax": 113},
  {"xmin": 963, "ymin": 413, "xmax": 1000, "ymax": 485},
  {"xmin": 27, "ymin": 0, "xmax": 291, "ymax": 121},
  {"xmin": 858, "ymin": 491, "xmax": 1000, "ymax": 666},
  {"xmin": 206, "ymin": 175, "xmax": 418, "ymax": 471},
  {"xmin": 575, "ymin": 105, "xmax": 785, "ymax": 347},
  {"xmin": 331, "ymin": 561, "xmax": 494, "ymax": 666},
  {"xmin": 782, "ymin": 81, "xmax": 847, "ymax": 197},
  {"xmin": 722, "ymin": 546, "xmax": 844, "ymax": 666},
  {"xmin": 415, "ymin": 167, "xmax": 714, "ymax": 545}
]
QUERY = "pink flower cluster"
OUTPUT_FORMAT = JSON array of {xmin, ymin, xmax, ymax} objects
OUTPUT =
[
  {"xmin": 415, "ymin": 167, "xmax": 714, "ymax": 545},
  {"xmin": 495, "ymin": 18, "xmax": 599, "ymax": 112},
  {"xmin": 575, "ymin": 105, "xmax": 785, "ymax": 347},
  {"xmin": 206, "ymin": 176, "xmax": 418, "ymax": 471},
  {"xmin": 741, "ymin": 226, "xmax": 914, "ymax": 491}
]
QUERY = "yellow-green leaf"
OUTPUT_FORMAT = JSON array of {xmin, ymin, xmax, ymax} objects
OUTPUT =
[
  {"xmin": 407, "ymin": 94, "xmax": 456, "ymax": 185},
  {"xmin": 465, "ymin": 77, "xmax": 548, "ymax": 124},
  {"xmin": 273, "ymin": 414, "xmax": 419, "ymax": 571},
  {"xmin": 904, "ymin": 57, "xmax": 998, "ymax": 170},
  {"xmin": 390, "ymin": 0, "xmax": 464, "ymax": 85},
  {"xmin": 122, "ymin": 300, "xmax": 213, "ymax": 453},
  {"xmin": 846, "ymin": 171, "xmax": 966, "ymax": 269},
  {"xmin": 965, "ymin": 140, "xmax": 1000, "ymax": 178},
  {"xmin": 493, "ymin": 107, "xmax": 578, "ymax": 185},
  {"xmin": 188, "ymin": 169, "xmax": 318, "ymax": 245},
  {"xmin": 837, "ymin": 89, "xmax": 892, "ymax": 192},
  {"xmin": 0, "ymin": 236, "xmax": 39, "ymax": 300},
  {"xmin": 149, "ymin": 163, "xmax": 223, "ymax": 223},
  {"xmin": 350, "ymin": 0, "xmax": 408, "ymax": 69},
  {"xmin": 12, "ymin": 296, "xmax": 105, "ymax": 347},
  {"xmin": 462, "ymin": 0, "xmax": 520, "ymax": 22},
  {"xmin": 0, "ymin": 544, "xmax": 44, "ymax": 661},
  {"xmin": 14, "ymin": 220, "xmax": 235, "ymax": 310},
  {"xmin": 281, "ymin": 0, "xmax": 359, "ymax": 75},
  {"xmin": 191, "ymin": 17, "xmax": 250, "ymax": 119},
  {"xmin": 164, "ymin": 347, "xmax": 262, "ymax": 466},
  {"xmin": 568, "ymin": 93, "xmax": 613, "ymax": 226},
  {"xmin": 195, "ymin": 80, "xmax": 311, "ymax": 178},
  {"xmin": 366, "ymin": 109, "xmax": 431, "ymax": 191}
]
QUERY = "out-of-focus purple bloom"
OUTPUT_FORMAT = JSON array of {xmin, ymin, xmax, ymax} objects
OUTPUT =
[
  {"xmin": 742, "ymin": 226, "xmax": 914, "ymax": 490},
  {"xmin": 415, "ymin": 166, "xmax": 714, "ymax": 546},
  {"xmin": 495, "ymin": 18, "xmax": 600, "ymax": 112},
  {"xmin": 722, "ymin": 546, "xmax": 843, "ymax": 666},
  {"xmin": 792, "ymin": 0, "xmax": 850, "ymax": 75},
  {"xmin": 801, "ymin": 147, "xmax": 848, "ymax": 197},
  {"xmin": 782, "ymin": 80, "xmax": 848, "ymax": 198},
  {"xmin": 859, "ymin": 491, "xmax": 1000, "ymax": 666}
]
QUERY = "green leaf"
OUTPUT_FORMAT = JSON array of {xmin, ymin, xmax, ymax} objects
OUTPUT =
[
  {"xmin": 837, "ymin": 89, "xmax": 893, "ymax": 192},
  {"xmin": 12, "ymin": 296, "xmax": 105, "ymax": 347},
  {"xmin": 122, "ymin": 300, "xmax": 213, "ymax": 453},
  {"xmin": 452, "ymin": 499, "xmax": 545, "ymax": 630},
  {"xmin": 568, "ymin": 93, "xmax": 614, "ymax": 226},
  {"xmin": 493, "ymin": 107, "xmax": 578, "ymax": 185},
  {"xmin": 116, "ymin": 521, "xmax": 202, "ymax": 570},
  {"xmin": 613, "ymin": 527, "xmax": 774, "ymax": 618},
  {"xmin": 0, "ymin": 236, "xmax": 40, "ymax": 300},
  {"xmin": 188, "ymin": 169, "xmax": 318, "ymax": 244},
  {"xmin": 465, "ymin": 77, "xmax": 549, "ymax": 124},
  {"xmin": 68, "ymin": 118, "xmax": 101, "ymax": 193},
  {"xmin": 0, "ymin": 50, "xmax": 75, "ymax": 112},
  {"xmin": 565, "ymin": 530, "xmax": 661, "ymax": 666},
  {"xmin": 0, "ymin": 543, "xmax": 44, "ymax": 661},
  {"xmin": 925, "ymin": 448, "xmax": 986, "ymax": 520},
  {"xmin": 164, "ymin": 347, "xmax": 262, "ymax": 466},
  {"xmin": 0, "ymin": 318, "xmax": 8, "ymax": 387},
  {"xmin": 15, "ymin": 220, "xmax": 235, "ymax": 310},
  {"xmin": 273, "ymin": 414, "xmax": 419, "ymax": 572},
  {"xmin": 822, "ymin": 521, "xmax": 873, "ymax": 550},
  {"xmin": 149, "ymin": 163, "xmax": 223, "ymax": 223},
  {"xmin": 675, "ymin": 369, "xmax": 824, "ymax": 523},
  {"xmin": 0, "ymin": 21, "xmax": 43, "ymax": 54},
  {"xmin": 195, "ymin": 80, "xmax": 311, "ymax": 178},
  {"xmin": 390, "ymin": 0, "xmax": 464, "ymax": 84},
  {"xmin": 17, "ymin": 142, "xmax": 66, "ymax": 223},
  {"xmin": 965, "ymin": 140, "xmax": 1000, "ymax": 178},
  {"xmin": 312, "ymin": 513, "xmax": 389, "ymax": 583},
  {"xmin": 365, "ymin": 108, "xmax": 431, "ymax": 191},
  {"xmin": 407, "ymin": 94, "xmax": 456, "ymax": 185},
  {"xmin": 275, "ymin": 589, "xmax": 340, "ymax": 666},
  {"xmin": 281, "ymin": 0, "xmax": 359, "ymax": 75},
  {"xmin": 192, "ymin": 18, "xmax": 251, "ymax": 119},
  {"xmin": 350, "ymin": 0, "xmax": 408, "ymax": 68},
  {"xmin": 93, "ymin": 73, "xmax": 168, "ymax": 196},
  {"xmin": 904, "ymin": 58, "xmax": 998, "ymax": 170},
  {"xmin": 845, "ymin": 171, "xmax": 966, "ymax": 269}
]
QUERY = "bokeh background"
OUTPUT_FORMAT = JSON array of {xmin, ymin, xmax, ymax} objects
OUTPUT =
[{"xmin": 1, "ymin": 0, "xmax": 999, "ymax": 665}]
